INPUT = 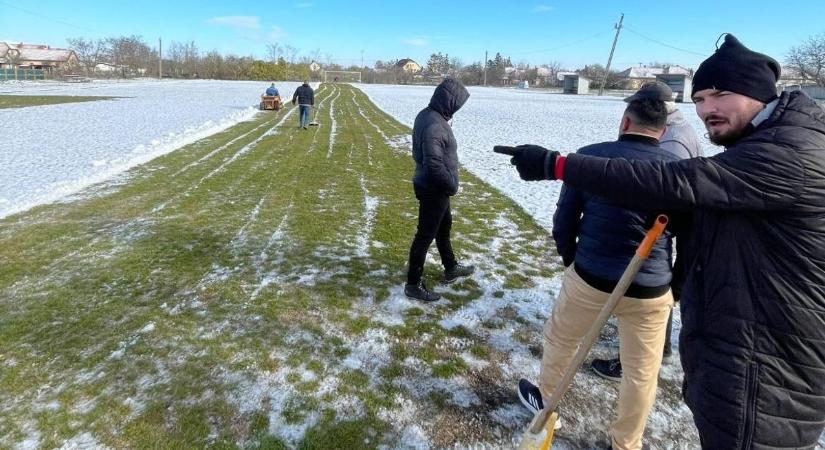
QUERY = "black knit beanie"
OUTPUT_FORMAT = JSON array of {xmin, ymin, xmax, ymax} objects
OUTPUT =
[{"xmin": 692, "ymin": 34, "xmax": 781, "ymax": 103}]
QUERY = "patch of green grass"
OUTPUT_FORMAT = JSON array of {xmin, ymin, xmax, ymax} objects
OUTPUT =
[
  {"xmin": 431, "ymin": 357, "xmax": 468, "ymax": 378},
  {"xmin": 0, "ymin": 94, "xmax": 117, "ymax": 109},
  {"xmin": 298, "ymin": 416, "xmax": 387, "ymax": 450},
  {"xmin": 469, "ymin": 344, "xmax": 490, "ymax": 358},
  {"xmin": 378, "ymin": 362, "xmax": 403, "ymax": 380},
  {"xmin": 282, "ymin": 395, "xmax": 319, "ymax": 424},
  {"xmin": 0, "ymin": 83, "xmax": 564, "ymax": 448}
]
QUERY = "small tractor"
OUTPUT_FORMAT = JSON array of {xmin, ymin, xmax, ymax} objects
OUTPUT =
[{"xmin": 259, "ymin": 94, "xmax": 282, "ymax": 111}]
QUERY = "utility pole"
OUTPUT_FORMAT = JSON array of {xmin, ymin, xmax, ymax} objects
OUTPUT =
[
  {"xmin": 158, "ymin": 38, "xmax": 162, "ymax": 79},
  {"xmin": 598, "ymin": 13, "xmax": 623, "ymax": 96},
  {"xmin": 361, "ymin": 49, "xmax": 364, "ymax": 68},
  {"xmin": 483, "ymin": 50, "xmax": 488, "ymax": 86}
]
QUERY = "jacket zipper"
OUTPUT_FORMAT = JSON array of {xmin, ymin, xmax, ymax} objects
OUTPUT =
[{"xmin": 741, "ymin": 362, "xmax": 759, "ymax": 449}]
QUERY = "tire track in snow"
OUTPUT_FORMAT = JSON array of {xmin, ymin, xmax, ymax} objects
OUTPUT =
[
  {"xmin": 152, "ymin": 108, "xmax": 295, "ymax": 213},
  {"xmin": 354, "ymin": 175, "xmax": 379, "ymax": 258},
  {"xmin": 32, "ymin": 110, "xmax": 293, "ymax": 287},
  {"xmin": 171, "ymin": 118, "xmax": 272, "ymax": 177},
  {"xmin": 352, "ymin": 94, "xmax": 388, "ymax": 141},
  {"xmin": 250, "ymin": 199, "xmax": 294, "ymax": 300},
  {"xmin": 326, "ymin": 87, "xmax": 342, "ymax": 159}
]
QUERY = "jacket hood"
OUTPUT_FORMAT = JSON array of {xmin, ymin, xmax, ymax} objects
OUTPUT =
[
  {"xmin": 428, "ymin": 78, "xmax": 470, "ymax": 120},
  {"xmin": 667, "ymin": 109, "xmax": 686, "ymax": 126}
]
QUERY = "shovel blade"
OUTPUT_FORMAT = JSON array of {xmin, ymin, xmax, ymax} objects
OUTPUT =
[{"xmin": 517, "ymin": 411, "xmax": 557, "ymax": 450}]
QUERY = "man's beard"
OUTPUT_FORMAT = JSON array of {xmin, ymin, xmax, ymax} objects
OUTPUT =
[
  {"xmin": 706, "ymin": 116, "xmax": 751, "ymax": 147},
  {"xmin": 709, "ymin": 129, "xmax": 744, "ymax": 147}
]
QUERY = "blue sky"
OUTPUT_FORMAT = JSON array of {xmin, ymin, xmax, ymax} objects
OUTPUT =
[{"xmin": 2, "ymin": 0, "xmax": 824, "ymax": 71}]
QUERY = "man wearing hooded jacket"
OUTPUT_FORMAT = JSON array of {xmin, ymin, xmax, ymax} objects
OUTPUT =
[
  {"xmin": 405, "ymin": 78, "xmax": 475, "ymax": 302},
  {"xmin": 504, "ymin": 34, "xmax": 825, "ymax": 448}
]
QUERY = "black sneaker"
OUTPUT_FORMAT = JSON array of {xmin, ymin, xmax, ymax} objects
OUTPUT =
[
  {"xmin": 444, "ymin": 263, "xmax": 475, "ymax": 282},
  {"xmin": 591, "ymin": 358, "xmax": 622, "ymax": 382},
  {"xmin": 518, "ymin": 379, "xmax": 563, "ymax": 430},
  {"xmin": 404, "ymin": 281, "xmax": 441, "ymax": 302},
  {"xmin": 517, "ymin": 378, "xmax": 544, "ymax": 415}
]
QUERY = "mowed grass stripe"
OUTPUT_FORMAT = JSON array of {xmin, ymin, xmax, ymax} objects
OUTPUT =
[{"xmin": 0, "ymin": 83, "xmax": 563, "ymax": 449}]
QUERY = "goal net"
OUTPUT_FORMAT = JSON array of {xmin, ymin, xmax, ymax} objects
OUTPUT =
[{"xmin": 323, "ymin": 70, "xmax": 362, "ymax": 83}]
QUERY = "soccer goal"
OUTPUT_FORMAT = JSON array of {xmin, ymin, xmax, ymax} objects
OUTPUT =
[{"xmin": 323, "ymin": 70, "xmax": 362, "ymax": 83}]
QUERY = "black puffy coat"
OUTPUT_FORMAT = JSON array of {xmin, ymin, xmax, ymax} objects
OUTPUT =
[
  {"xmin": 292, "ymin": 83, "xmax": 314, "ymax": 105},
  {"xmin": 562, "ymin": 91, "xmax": 825, "ymax": 449},
  {"xmin": 553, "ymin": 135, "xmax": 681, "ymax": 292},
  {"xmin": 411, "ymin": 78, "xmax": 469, "ymax": 197}
]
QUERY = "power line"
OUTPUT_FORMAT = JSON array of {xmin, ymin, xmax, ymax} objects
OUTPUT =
[
  {"xmin": 0, "ymin": 0, "xmax": 99, "ymax": 34},
  {"xmin": 623, "ymin": 26, "xmax": 708, "ymax": 57},
  {"xmin": 506, "ymin": 31, "xmax": 612, "ymax": 56}
]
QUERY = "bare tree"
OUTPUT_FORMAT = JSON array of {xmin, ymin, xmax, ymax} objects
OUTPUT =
[
  {"xmin": 106, "ymin": 35, "xmax": 152, "ymax": 77},
  {"xmin": 786, "ymin": 33, "xmax": 825, "ymax": 86},
  {"xmin": 6, "ymin": 48, "xmax": 22, "ymax": 79},
  {"xmin": 284, "ymin": 45, "xmax": 299, "ymax": 64},
  {"xmin": 202, "ymin": 50, "xmax": 224, "ymax": 79},
  {"xmin": 267, "ymin": 43, "xmax": 283, "ymax": 63},
  {"xmin": 182, "ymin": 41, "xmax": 199, "ymax": 77},
  {"xmin": 309, "ymin": 48, "xmax": 322, "ymax": 64},
  {"xmin": 67, "ymin": 37, "xmax": 108, "ymax": 75}
]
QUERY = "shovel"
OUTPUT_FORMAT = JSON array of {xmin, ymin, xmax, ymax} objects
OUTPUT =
[
  {"xmin": 517, "ymin": 214, "xmax": 669, "ymax": 450},
  {"xmin": 308, "ymin": 106, "xmax": 320, "ymax": 126}
]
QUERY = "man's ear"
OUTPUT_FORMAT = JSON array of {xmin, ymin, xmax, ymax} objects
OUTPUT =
[{"xmin": 619, "ymin": 115, "xmax": 631, "ymax": 133}]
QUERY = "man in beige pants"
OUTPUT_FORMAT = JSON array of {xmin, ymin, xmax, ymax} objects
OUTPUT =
[{"xmin": 517, "ymin": 88, "xmax": 678, "ymax": 450}]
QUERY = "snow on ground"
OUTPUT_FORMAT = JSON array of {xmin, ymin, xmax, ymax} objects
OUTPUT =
[
  {"xmin": 357, "ymin": 83, "xmax": 721, "ymax": 231},
  {"xmin": 0, "ymin": 79, "xmax": 309, "ymax": 219}
]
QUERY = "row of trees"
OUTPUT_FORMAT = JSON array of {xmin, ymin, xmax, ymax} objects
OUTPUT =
[
  {"xmin": 64, "ymin": 33, "xmax": 825, "ymax": 87},
  {"xmin": 67, "ymin": 35, "xmax": 319, "ymax": 80}
]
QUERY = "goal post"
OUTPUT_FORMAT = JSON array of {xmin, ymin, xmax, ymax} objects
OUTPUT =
[{"xmin": 323, "ymin": 70, "xmax": 362, "ymax": 83}]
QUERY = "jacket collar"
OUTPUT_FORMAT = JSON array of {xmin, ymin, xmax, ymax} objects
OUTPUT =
[{"xmin": 619, "ymin": 133, "xmax": 660, "ymax": 146}]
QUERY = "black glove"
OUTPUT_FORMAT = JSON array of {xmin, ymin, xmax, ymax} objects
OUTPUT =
[{"xmin": 509, "ymin": 145, "xmax": 559, "ymax": 181}]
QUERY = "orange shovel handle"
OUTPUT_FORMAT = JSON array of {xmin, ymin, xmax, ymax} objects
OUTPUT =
[{"xmin": 636, "ymin": 215, "xmax": 668, "ymax": 259}]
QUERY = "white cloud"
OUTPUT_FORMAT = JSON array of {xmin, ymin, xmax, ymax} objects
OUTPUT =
[
  {"xmin": 532, "ymin": 5, "xmax": 554, "ymax": 13},
  {"xmin": 296, "ymin": 2, "xmax": 314, "ymax": 7},
  {"xmin": 402, "ymin": 38, "xmax": 427, "ymax": 46},
  {"xmin": 206, "ymin": 16, "xmax": 261, "ymax": 30}
]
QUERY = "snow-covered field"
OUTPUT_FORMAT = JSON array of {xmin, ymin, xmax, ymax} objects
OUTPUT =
[
  {"xmin": 357, "ymin": 83, "xmax": 720, "ymax": 230},
  {"xmin": 0, "ymin": 79, "xmax": 307, "ymax": 219}
]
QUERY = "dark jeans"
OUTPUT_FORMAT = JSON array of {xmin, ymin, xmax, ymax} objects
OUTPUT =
[
  {"xmin": 407, "ymin": 193, "xmax": 457, "ymax": 284},
  {"xmin": 299, "ymin": 105, "xmax": 311, "ymax": 127}
]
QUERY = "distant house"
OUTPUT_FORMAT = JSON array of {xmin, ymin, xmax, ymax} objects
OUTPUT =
[
  {"xmin": 309, "ymin": 61, "xmax": 321, "ymax": 72},
  {"xmin": 94, "ymin": 62, "xmax": 124, "ymax": 73},
  {"xmin": 555, "ymin": 71, "xmax": 578, "ymax": 88},
  {"xmin": 0, "ymin": 42, "xmax": 78, "ymax": 72},
  {"xmin": 618, "ymin": 65, "xmax": 692, "ymax": 89},
  {"xmin": 503, "ymin": 66, "xmax": 525, "ymax": 85},
  {"xmin": 395, "ymin": 58, "xmax": 421, "ymax": 73}
]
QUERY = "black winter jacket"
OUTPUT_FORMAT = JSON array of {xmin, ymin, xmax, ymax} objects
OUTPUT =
[
  {"xmin": 292, "ymin": 83, "xmax": 314, "ymax": 105},
  {"xmin": 562, "ymin": 91, "xmax": 825, "ymax": 449},
  {"xmin": 411, "ymin": 78, "xmax": 469, "ymax": 197},
  {"xmin": 553, "ymin": 134, "xmax": 681, "ymax": 296}
]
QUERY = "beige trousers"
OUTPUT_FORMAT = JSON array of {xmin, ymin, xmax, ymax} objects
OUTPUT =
[{"xmin": 539, "ymin": 265, "xmax": 673, "ymax": 450}]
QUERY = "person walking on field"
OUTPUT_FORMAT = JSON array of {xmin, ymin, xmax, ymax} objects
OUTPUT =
[
  {"xmin": 503, "ymin": 34, "xmax": 825, "ymax": 449},
  {"xmin": 292, "ymin": 80, "xmax": 314, "ymax": 129},
  {"xmin": 517, "ymin": 88, "xmax": 682, "ymax": 450},
  {"xmin": 405, "ymin": 78, "xmax": 475, "ymax": 302},
  {"xmin": 591, "ymin": 81, "xmax": 704, "ymax": 382}
]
